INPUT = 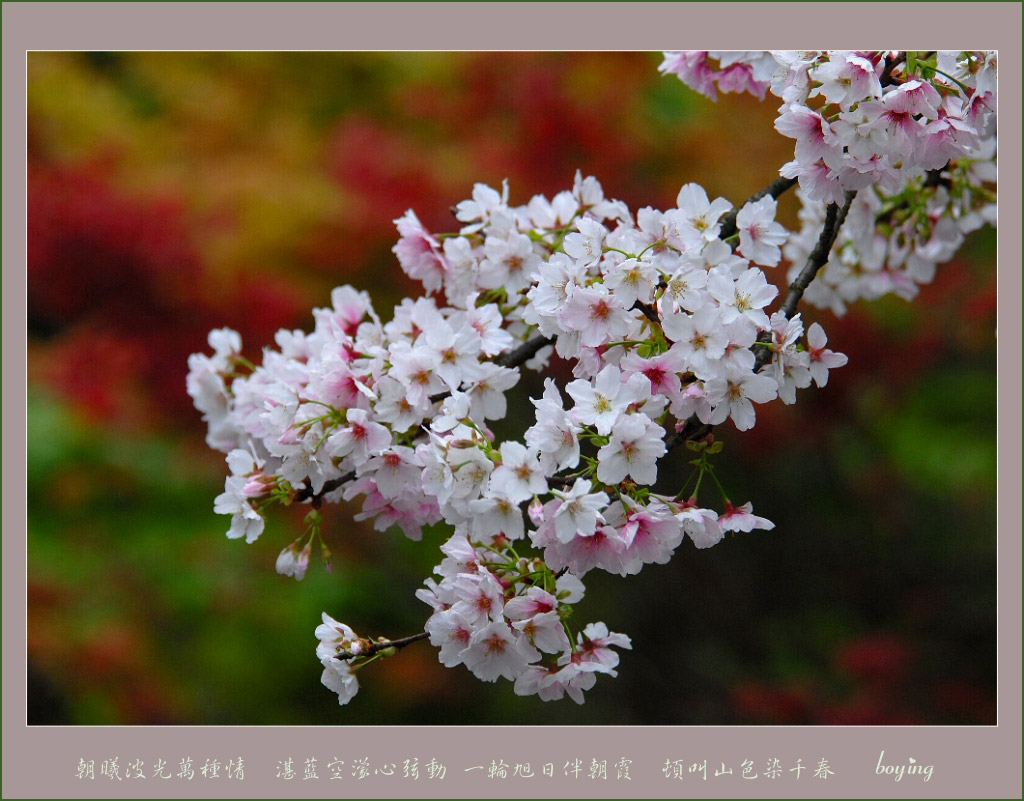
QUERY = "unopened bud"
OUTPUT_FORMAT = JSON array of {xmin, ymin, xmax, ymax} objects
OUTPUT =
[
  {"xmin": 241, "ymin": 473, "xmax": 274, "ymax": 498},
  {"xmin": 528, "ymin": 497, "xmax": 545, "ymax": 526}
]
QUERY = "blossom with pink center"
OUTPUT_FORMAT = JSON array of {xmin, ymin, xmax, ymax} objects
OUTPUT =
[
  {"xmin": 423, "ymin": 321, "xmax": 482, "ymax": 391},
  {"xmin": 526, "ymin": 378, "xmax": 581, "ymax": 474},
  {"xmin": 919, "ymin": 113, "xmax": 981, "ymax": 171},
  {"xmin": 514, "ymin": 662, "xmax": 604, "ymax": 704},
  {"xmin": 596, "ymin": 413, "xmax": 666, "ymax": 486},
  {"xmin": 736, "ymin": 195, "xmax": 788, "ymax": 267},
  {"xmin": 674, "ymin": 499, "xmax": 725, "ymax": 549},
  {"xmin": 362, "ymin": 446, "xmax": 422, "ymax": 500},
  {"xmin": 718, "ymin": 501, "xmax": 775, "ymax": 533},
  {"xmin": 479, "ymin": 231, "xmax": 542, "ymax": 294},
  {"xmin": 459, "ymin": 295, "xmax": 514, "ymax": 356},
  {"xmin": 662, "ymin": 265, "xmax": 709, "ymax": 314},
  {"xmin": 708, "ymin": 267, "xmax": 779, "ymax": 328},
  {"xmin": 559, "ymin": 283, "xmax": 633, "ymax": 348},
  {"xmin": 464, "ymin": 361, "xmax": 520, "ymax": 422},
  {"xmin": 467, "ymin": 491, "xmax": 525, "ymax": 542},
  {"xmin": 619, "ymin": 346, "xmax": 687, "ymax": 407},
  {"xmin": 373, "ymin": 375, "xmax": 430, "ymax": 433},
  {"xmin": 616, "ymin": 497, "xmax": 685, "ymax": 573},
  {"xmin": 327, "ymin": 408, "xmax": 392, "ymax": 467},
  {"xmin": 661, "ymin": 305, "xmax": 729, "ymax": 380},
  {"xmin": 512, "ymin": 610, "xmax": 571, "ymax": 655},
  {"xmin": 451, "ymin": 568, "xmax": 506, "ymax": 626},
  {"xmin": 774, "ymin": 104, "xmax": 841, "ymax": 165},
  {"xmin": 503, "ymin": 587, "xmax": 558, "ymax": 620},
  {"xmin": 674, "ymin": 182, "xmax": 733, "ymax": 241},
  {"xmin": 425, "ymin": 607, "xmax": 476, "ymax": 668},
  {"xmin": 325, "ymin": 285, "xmax": 375, "ymax": 338},
  {"xmin": 808, "ymin": 53, "xmax": 882, "ymax": 109},
  {"xmin": 570, "ymin": 622, "xmax": 632, "ymax": 672},
  {"xmin": 213, "ymin": 448, "xmax": 267, "ymax": 543},
  {"xmin": 603, "ymin": 256, "xmax": 657, "ymax": 307},
  {"xmin": 435, "ymin": 532, "xmax": 483, "ymax": 578},
  {"xmin": 392, "ymin": 209, "xmax": 447, "ymax": 294},
  {"xmin": 706, "ymin": 368, "xmax": 779, "ymax": 431},
  {"xmin": 566, "ymin": 365, "xmax": 644, "ymax": 436},
  {"xmin": 780, "ymin": 158, "xmax": 847, "ymax": 205},
  {"xmin": 659, "ymin": 51, "xmax": 718, "ymax": 99},
  {"xmin": 670, "ymin": 379, "xmax": 715, "ymax": 425},
  {"xmin": 806, "ymin": 322, "xmax": 848, "ymax": 387},
  {"xmin": 387, "ymin": 343, "xmax": 446, "ymax": 407},
  {"xmin": 545, "ymin": 523, "xmax": 628, "ymax": 577},
  {"xmin": 461, "ymin": 620, "xmax": 541, "ymax": 683},
  {"xmin": 488, "ymin": 441, "xmax": 547, "ymax": 503},
  {"xmin": 552, "ymin": 479, "xmax": 609, "ymax": 544}
]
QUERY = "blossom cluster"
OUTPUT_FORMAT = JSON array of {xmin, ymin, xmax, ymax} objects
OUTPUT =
[
  {"xmin": 188, "ymin": 50, "xmax": 996, "ymax": 710},
  {"xmin": 418, "ymin": 533, "xmax": 631, "ymax": 703},
  {"xmin": 661, "ymin": 51, "xmax": 998, "ymax": 311}
]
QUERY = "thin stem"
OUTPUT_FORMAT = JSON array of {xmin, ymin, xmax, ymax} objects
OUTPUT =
[{"xmin": 334, "ymin": 631, "xmax": 430, "ymax": 662}]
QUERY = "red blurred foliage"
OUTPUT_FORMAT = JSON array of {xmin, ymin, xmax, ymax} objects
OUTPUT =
[
  {"xmin": 818, "ymin": 689, "xmax": 924, "ymax": 726},
  {"xmin": 317, "ymin": 55, "xmax": 661, "ymax": 275},
  {"xmin": 28, "ymin": 163, "xmax": 310, "ymax": 426},
  {"xmin": 732, "ymin": 631, "xmax": 995, "ymax": 725},
  {"xmin": 929, "ymin": 678, "xmax": 998, "ymax": 725},
  {"xmin": 451, "ymin": 54, "xmax": 652, "ymax": 201},
  {"xmin": 835, "ymin": 633, "xmax": 913, "ymax": 688},
  {"xmin": 732, "ymin": 681, "xmax": 815, "ymax": 724}
]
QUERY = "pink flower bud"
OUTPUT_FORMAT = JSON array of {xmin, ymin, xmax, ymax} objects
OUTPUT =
[
  {"xmin": 528, "ymin": 497, "xmax": 545, "ymax": 526},
  {"xmin": 276, "ymin": 541, "xmax": 312, "ymax": 581},
  {"xmin": 242, "ymin": 474, "xmax": 273, "ymax": 498}
]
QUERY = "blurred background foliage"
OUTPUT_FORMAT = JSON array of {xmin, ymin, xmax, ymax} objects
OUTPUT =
[{"xmin": 26, "ymin": 52, "xmax": 996, "ymax": 726}]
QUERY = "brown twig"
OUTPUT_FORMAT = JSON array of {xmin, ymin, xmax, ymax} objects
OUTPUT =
[
  {"xmin": 754, "ymin": 190, "xmax": 856, "ymax": 372},
  {"xmin": 494, "ymin": 334, "xmax": 554, "ymax": 368},
  {"xmin": 333, "ymin": 631, "xmax": 430, "ymax": 662}
]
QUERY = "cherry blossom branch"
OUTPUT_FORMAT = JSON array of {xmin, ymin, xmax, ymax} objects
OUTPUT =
[
  {"xmin": 880, "ymin": 52, "xmax": 907, "ymax": 88},
  {"xmin": 294, "ymin": 475, "xmax": 352, "ymax": 506},
  {"xmin": 717, "ymin": 175, "xmax": 798, "ymax": 241},
  {"xmin": 295, "ymin": 332, "xmax": 555, "ymax": 507},
  {"xmin": 493, "ymin": 333, "xmax": 555, "ymax": 368},
  {"xmin": 332, "ymin": 631, "xmax": 430, "ymax": 662},
  {"xmin": 752, "ymin": 190, "xmax": 856, "ymax": 373},
  {"xmin": 778, "ymin": 190, "xmax": 856, "ymax": 320}
]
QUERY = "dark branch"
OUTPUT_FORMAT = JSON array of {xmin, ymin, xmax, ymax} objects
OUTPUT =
[
  {"xmin": 293, "ymin": 473, "xmax": 354, "ymax": 506},
  {"xmin": 755, "ymin": 189, "xmax": 856, "ymax": 372},
  {"xmin": 494, "ymin": 334, "xmax": 554, "ymax": 368},
  {"xmin": 631, "ymin": 299, "xmax": 662, "ymax": 327},
  {"xmin": 779, "ymin": 190, "xmax": 856, "ymax": 320},
  {"xmin": 718, "ymin": 175, "xmax": 798, "ymax": 241},
  {"xmin": 333, "ymin": 630, "xmax": 430, "ymax": 662},
  {"xmin": 880, "ymin": 52, "xmax": 906, "ymax": 88}
]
